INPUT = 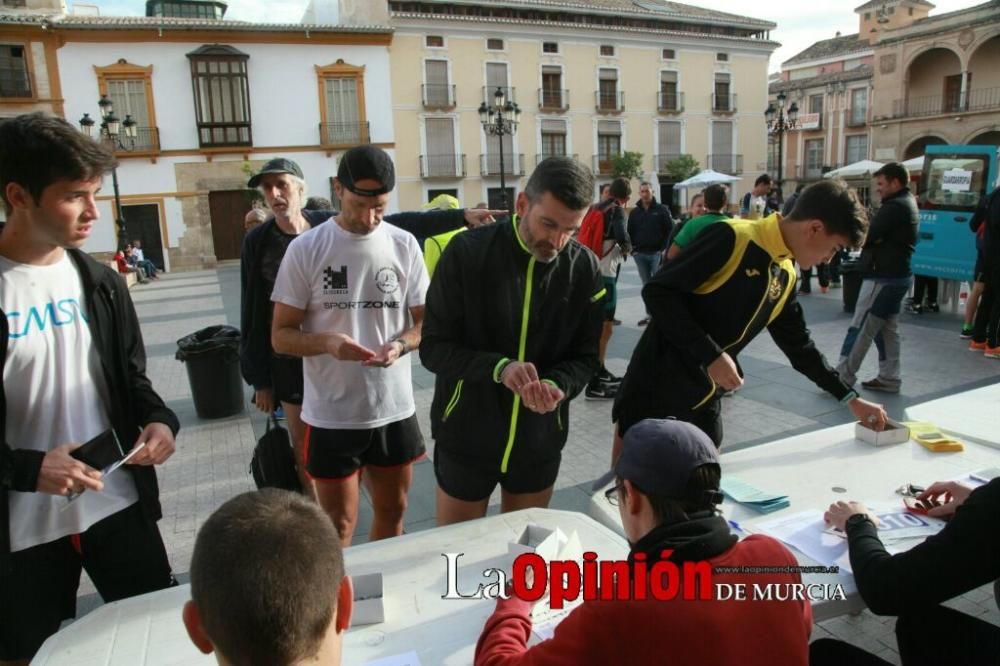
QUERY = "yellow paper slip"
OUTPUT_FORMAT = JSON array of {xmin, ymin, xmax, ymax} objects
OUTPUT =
[{"xmin": 901, "ymin": 420, "xmax": 965, "ymax": 452}]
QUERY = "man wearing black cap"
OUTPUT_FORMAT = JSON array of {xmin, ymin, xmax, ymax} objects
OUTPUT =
[
  {"xmin": 270, "ymin": 146, "xmax": 428, "ymax": 545},
  {"xmin": 475, "ymin": 419, "xmax": 812, "ymax": 665},
  {"xmin": 240, "ymin": 156, "xmax": 501, "ymax": 496}
]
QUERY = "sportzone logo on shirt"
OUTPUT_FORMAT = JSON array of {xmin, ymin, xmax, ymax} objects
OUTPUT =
[{"xmin": 321, "ymin": 265, "xmax": 403, "ymax": 310}]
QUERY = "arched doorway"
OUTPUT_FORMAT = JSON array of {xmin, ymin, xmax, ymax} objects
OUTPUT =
[
  {"xmin": 902, "ymin": 48, "xmax": 963, "ymax": 116},
  {"xmin": 969, "ymin": 130, "xmax": 1000, "ymax": 148},
  {"xmin": 967, "ymin": 36, "xmax": 1000, "ymax": 111},
  {"xmin": 904, "ymin": 136, "xmax": 947, "ymax": 160}
]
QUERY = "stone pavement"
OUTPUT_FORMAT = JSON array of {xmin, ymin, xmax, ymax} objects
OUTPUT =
[{"xmin": 78, "ymin": 260, "xmax": 1000, "ymax": 663}]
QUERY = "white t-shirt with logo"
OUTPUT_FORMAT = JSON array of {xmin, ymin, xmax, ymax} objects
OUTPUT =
[
  {"xmin": 0, "ymin": 253, "xmax": 138, "ymax": 553},
  {"xmin": 271, "ymin": 219, "xmax": 430, "ymax": 429}
]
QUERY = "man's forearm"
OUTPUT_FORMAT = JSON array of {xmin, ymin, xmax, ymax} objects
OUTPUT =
[
  {"xmin": 272, "ymin": 327, "xmax": 332, "ymax": 358},
  {"xmin": 394, "ymin": 321, "xmax": 423, "ymax": 353}
]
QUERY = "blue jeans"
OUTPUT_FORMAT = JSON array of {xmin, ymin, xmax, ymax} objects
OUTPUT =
[
  {"xmin": 633, "ymin": 252, "xmax": 662, "ymax": 316},
  {"xmin": 837, "ymin": 276, "xmax": 911, "ymax": 386}
]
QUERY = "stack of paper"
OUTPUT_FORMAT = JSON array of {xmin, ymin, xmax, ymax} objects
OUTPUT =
[{"xmin": 721, "ymin": 477, "xmax": 790, "ymax": 514}]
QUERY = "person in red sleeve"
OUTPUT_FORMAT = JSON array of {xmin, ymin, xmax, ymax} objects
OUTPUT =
[{"xmin": 474, "ymin": 418, "xmax": 812, "ymax": 666}]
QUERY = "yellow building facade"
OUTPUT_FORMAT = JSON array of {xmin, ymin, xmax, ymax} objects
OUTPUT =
[{"xmin": 387, "ymin": 1, "xmax": 777, "ymax": 213}]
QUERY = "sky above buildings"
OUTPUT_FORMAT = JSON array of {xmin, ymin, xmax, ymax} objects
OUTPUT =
[{"xmin": 86, "ymin": 0, "xmax": 986, "ymax": 72}]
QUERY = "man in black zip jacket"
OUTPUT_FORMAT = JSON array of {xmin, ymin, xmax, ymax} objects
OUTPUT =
[
  {"xmin": 240, "ymin": 157, "xmax": 501, "ymax": 494},
  {"xmin": 0, "ymin": 113, "xmax": 180, "ymax": 663},
  {"xmin": 627, "ymin": 181, "xmax": 673, "ymax": 326},
  {"xmin": 816, "ymin": 479, "xmax": 1000, "ymax": 666},
  {"xmin": 421, "ymin": 157, "xmax": 604, "ymax": 525}
]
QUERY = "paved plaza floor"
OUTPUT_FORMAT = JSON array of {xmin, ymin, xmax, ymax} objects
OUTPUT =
[{"xmin": 78, "ymin": 259, "xmax": 1000, "ymax": 664}]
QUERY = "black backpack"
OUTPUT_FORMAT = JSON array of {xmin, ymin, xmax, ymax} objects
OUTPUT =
[{"xmin": 250, "ymin": 416, "xmax": 302, "ymax": 493}]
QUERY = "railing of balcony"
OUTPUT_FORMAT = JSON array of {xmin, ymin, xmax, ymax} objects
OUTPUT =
[
  {"xmin": 480, "ymin": 153, "xmax": 526, "ymax": 177},
  {"xmin": 319, "ymin": 122, "xmax": 370, "ymax": 147},
  {"xmin": 107, "ymin": 126, "xmax": 160, "ymax": 153},
  {"xmin": 197, "ymin": 121, "xmax": 251, "ymax": 148},
  {"xmin": 535, "ymin": 153, "xmax": 578, "ymax": 166},
  {"xmin": 592, "ymin": 154, "xmax": 620, "ymax": 175},
  {"xmin": 482, "ymin": 86, "xmax": 516, "ymax": 104},
  {"xmin": 711, "ymin": 93, "xmax": 737, "ymax": 113},
  {"xmin": 538, "ymin": 88, "xmax": 569, "ymax": 111},
  {"xmin": 846, "ymin": 108, "xmax": 868, "ymax": 127},
  {"xmin": 420, "ymin": 154, "xmax": 466, "ymax": 178},
  {"xmin": 654, "ymin": 153, "xmax": 684, "ymax": 173},
  {"xmin": 657, "ymin": 91, "xmax": 684, "ymax": 113},
  {"xmin": 893, "ymin": 87, "xmax": 1000, "ymax": 118},
  {"xmin": 595, "ymin": 90, "xmax": 624, "ymax": 112},
  {"xmin": 422, "ymin": 84, "xmax": 456, "ymax": 108},
  {"xmin": 706, "ymin": 154, "xmax": 743, "ymax": 174}
]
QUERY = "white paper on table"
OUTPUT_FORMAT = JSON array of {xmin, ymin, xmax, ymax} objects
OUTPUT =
[
  {"xmin": 757, "ymin": 505, "xmax": 945, "ymax": 574},
  {"xmin": 532, "ymin": 598, "xmax": 583, "ymax": 641},
  {"xmin": 362, "ymin": 651, "xmax": 422, "ymax": 666}
]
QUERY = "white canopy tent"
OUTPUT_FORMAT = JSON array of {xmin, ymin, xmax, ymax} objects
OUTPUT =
[
  {"xmin": 675, "ymin": 169, "xmax": 742, "ymax": 188},
  {"xmin": 823, "ymin": 160, "xmax": 885, "ymax": 179},
  {"xmin": 903, "ymin": 156, "xmax": 924, "ymax": 172}
]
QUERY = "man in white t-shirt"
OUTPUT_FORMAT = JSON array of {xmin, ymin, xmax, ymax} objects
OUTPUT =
[
  {"xmin": 0, "ymin": 113, "xmax": 179, "ymax": 664},
  {"xmin": 271, "ymin": 145, "xmax": 428, "ymax": 546}
]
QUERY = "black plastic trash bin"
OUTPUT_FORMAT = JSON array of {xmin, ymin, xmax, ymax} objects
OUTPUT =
[
  {"xmin": 175, "ymin": 325, "xmax": 244, "ymax": 419},
  {"xmin": 840, "ymin": 258, "xmax": 862, "ymax": 314}
]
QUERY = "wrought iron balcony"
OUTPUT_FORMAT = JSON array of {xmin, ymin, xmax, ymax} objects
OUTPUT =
[
  {"xmin": 480, "ymin": 153, "xmax": 526, "ymax": 177},
  {"xmin": 420, "ymin": 154, "xmax": 466, "ymax": 179},
  {"xmin": 319, "ymin": 121, "xmax": 370, "ymax": 147}
]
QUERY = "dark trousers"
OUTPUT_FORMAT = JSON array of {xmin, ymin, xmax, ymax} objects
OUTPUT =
[
  {"xmin": 800, "ymin": 263, "xmax": 830, "ymax": 292},
  {"xmin": 896, "ymin": 605, "xmax": 1000, "ymax": 666},
  {"xmin": 912, "ymin": 275, "xmax": 938, "ymax": 304},
  {"xmin": 829, "ymin": 250, "xmax": 845, "ymax": 283},
  {"xmin": 973, "ymin": 269, "xmax": 1000, "ymax": 346}
]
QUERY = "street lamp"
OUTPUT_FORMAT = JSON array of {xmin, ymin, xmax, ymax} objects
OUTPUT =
[
  {"xmin": 478, "ymin": 86, "xmax": 521, "ymax": 215},
  {"xmin": 765, "ymin": 90, "xmax": 799, "ymax": 193},
  {"xmin": 79, "ymin": 95, "xmax": 138, "ymax": 242}
]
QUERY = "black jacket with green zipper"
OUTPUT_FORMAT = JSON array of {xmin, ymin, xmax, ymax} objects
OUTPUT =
[
  {"xmin": 420, "ymin": 218, "xmax": 604, "ymax": 471},
  {"xmin": 613, "ymin": 214, "xmax": 853, "ymax": 434}
]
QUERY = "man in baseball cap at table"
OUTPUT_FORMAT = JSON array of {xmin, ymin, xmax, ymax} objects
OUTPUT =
[
  {"xmin": 270, "ymin": 145, "xmax": 429, "ymax": 545},
  {"xmin": 475, "ymin": 418, "xmax": 812, "ymax": 665}
]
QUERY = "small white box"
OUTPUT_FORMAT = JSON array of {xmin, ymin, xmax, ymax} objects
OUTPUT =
[
  {"xmin": 855, "ymin": 418, "xmax": 910, "ymax": 447},
  {"xmin": 351, "ymin": 572, "xmax": 385, "ymax": 626},
  {"xmin": 508, "ymin": 525, "xmax": 567, "ymax": 561}
]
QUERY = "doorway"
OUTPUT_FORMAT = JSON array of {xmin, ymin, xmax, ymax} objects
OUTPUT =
[
  {"xmin": 121, "ymin": 203, "xmax": 166, "ymax": 270},
  {"xmin": 208, "ymin": 190, "xmax": 253, "ymax": 261}
]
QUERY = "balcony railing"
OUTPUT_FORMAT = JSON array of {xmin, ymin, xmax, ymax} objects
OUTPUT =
[
  {"xmin": 197, "ymin": 121, "xmax": 252, "ymax": 148},
  {"xmin": 654, "ymin": 153, "xmax": 684, "ymax": 173},
  {"xmin": 482, "ymin": 86, "xmax": 516, "ymax": 104},
  {"xmin": 107, "ymin": 126, "xmax": 160, "ymax": 154},
  {"xmin": 480, "ymin": 153, "xmax": 526, "ymax": 177},
  {"xmin": 657, "ymin": 91, "xmax": 684, "ymax": 113},
  {"xmin": 420, "ymin": 154, "xmax": 466, "ymax": 178},
  {"xmin": 535, "ymin": 153, "xmax": 578, "ymax": 166},
  {"xmin": 595, "ymin": 90, "xmax": 624, "ymax": 113},
  {"xmin": 712, "ymin": 93, "xmax": 737, "ymax": 114},
  {"xmin": 593, "ymin": 154, "xmax": 620, "ymax": 176},
  {"xmin": 422, "ymin": 84, "xmax": 456, "ymax": 109},
  {"xmin": 538, "ymin": 88, "xmax": 569, "ymax": 111},
  {"xmin": 795, "ymin": 162, "xmax": 826, "ymax": 181},
  {"xmin": 319, "ymin": 121, "xmax": 370, "ymax": 147},
  {"xmin": 892, "ymin": 87, "xmax": 1000, "ymax": 119},
  {"xmin": 706, "ymin": 154, "xmax": 743, "ymax": 175},
  {"xmin": 845, "ymin": 108, "xmax": 868, "ymax": 127}
]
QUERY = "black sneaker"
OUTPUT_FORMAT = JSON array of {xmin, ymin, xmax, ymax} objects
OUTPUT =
[
  {"xmin": 596, "ymin": 368, "xmax": 622, "ymax": 385},
  {"xmin": 925, "ymin": 302, "xmax": 939, "ymax": 313},
  {"xmin": 585, "ymin": 382, "xmax": 617, "ymax": 400},
  {"xmin": 906, "ymin": 303, "xmax": 923, "ymax": 314}
]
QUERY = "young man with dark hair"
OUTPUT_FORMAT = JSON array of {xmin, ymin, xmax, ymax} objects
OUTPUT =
[
  {"xmin": 586, "ymin": 176, "xmax": 631, "ymax": 399},
  {"xmin": 184, "ymin": 489, "xmax": 353, "ymax": 666},
  {"xmin": 740, "ymin": 173, "xmax": 774, "ymax": 217},
  {"xmin": 665, "ymin": 183, "xmax": 729, "ymax": 260},
  {"xmin": 835, "ymin": 162, "xmax": 918, "ymax": 394},
  {"xmin": 240, "ymin": 157, "xmax": 501, "ymax": 497},
  {"xmin": 613, "ymin": 179, "xmax": 886, "ymax": 456},
  {"xmin": 0, "ymin": 113, "xmax": 179, "ymax": 664},
  {"xmin": 475, "ymin": 419, "xmax": 812, "ymax": 665},
  {"xmin": 270, "ymin": 147, "xmax": 430, "ymax": 546},
  {"xmin": 421, "ymin": 157, "xmax": 604, "ymax": 525},
  {"xmin": 627, "ymin": 181, "xmax": 673, "ymax": 326}
]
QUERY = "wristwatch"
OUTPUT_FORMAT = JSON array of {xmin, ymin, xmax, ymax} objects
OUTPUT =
[
  {"xmin": 393, "ymin": 338, "xmax": 409, "ymax": 356},
  {"xmin": 845, "ymin": 513, "xmax": 874, "ymax": 531}
]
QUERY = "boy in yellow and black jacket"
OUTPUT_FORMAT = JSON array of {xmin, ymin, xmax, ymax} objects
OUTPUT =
[{"xmin": 613, "ymin": 179, "xmax": 888, "ymax": 452}]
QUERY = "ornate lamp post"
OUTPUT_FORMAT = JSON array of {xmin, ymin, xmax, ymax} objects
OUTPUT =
[
  {"xmin": 478, "ymin": 86, "xmax": 521, "ymax": 215},
  {"xmin": 79, "ymin": 95, "xmax": 138, "ymax": 242},
  {"xmin": 765, "ymin": 90, "xmax": 799, "ymax": 192}
]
